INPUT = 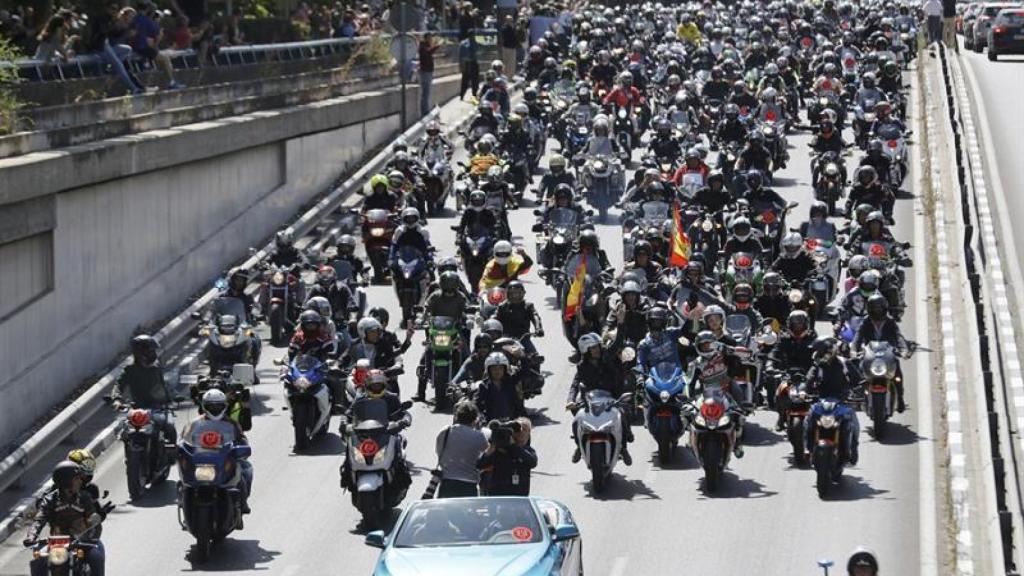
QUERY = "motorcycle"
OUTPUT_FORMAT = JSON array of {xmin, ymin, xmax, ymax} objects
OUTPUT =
[
  {"xmin": 853, "ymin": 98, "xmax": 878, "ymax": 149},
  {"xmin": 203, "ymin": 297, "xmax": 260, "ymax": 378},
  {"xmin": 392, "ymin": 245, "xmax": 431, "ymax": 323},
  {"xmin": 571, "ymin": 390, "xmax": 633, "ymax": 494},
  {"xmin": 776, "ymin": 371, "xmax": 814, "ymax": 466},
  {"xmin": 812, "ymin": 151, "xmax": 846, "ymax": 215},
  {"xmin": 361, "ymin": 209, "xmax": 396, "ymax": 284},
  {"xmin": 282, "ymin": 354, "xmax": 332, "ymax": 451},
  {"xmin": 494, "ymin": 332, "xmax": 545, "ymax": 400},
  {"xmin": 860, "ymin": 340, "xmax": 903, "ymax": 438},
  {"xmin": 29, "ymin": 512, "xmax": 106, "ymax": 576},
  {"xmin": 458, "ymin": 223, "xmax": 495, "ymax": 292},
  {"xmin": 581, "ymin": 154, "xmax": 625, "ymax": 222},
  {"xmin": 724, "ymin": 315, "xmax": 760, "ymax": 411},
  {"xmin": 563, "ymin": 118, "xmax": 592, "ymax": 161},
  {"xmin": 533, "ymin": 208, "xmax": 580, "ymax": 280},
  {"xmin": 330, "ymin": 257, "xmax": 367, "ymax": 318},
  {"xmin": 613, "ymin": 107, "xmax": 634, "ymax": 164},
  {"xmin": 810, "ymin": 398, "xmax": 846, "ymax": 498},
  {"xmin": 643, "ymin": 361, "xmax": 688, "ymax": 464},
  {"xmin": 177, "ymin": 437, "xmax": 251, "ymax": 561},
  {"xmin": 421, "ymin": 159, "xmax": 453, "ymax": 216},
  {"xmin": 622, "ymin": 199, "xmax": 670, "ymax": 262},
  {"xmin": 876, "ymin": 123, "xmax": 908, "ymax": 188},
  {"xmin": 103, "ymin": 397, "xmax": 176, "ymax": 500},
  {"xmin": 259, "ymin": 264, "xmax": 304, "ymax": 346},
  {"xmin": 418, "ymin": 316, "xmax": 463, "ymax": 410},
  {"xmin": 340, "ymin": 399, "xmax": 413, "ymax": 528},
  {"xmin": 689, "ymin": 388, "xmax": 739, "ymax": 492},
  {"xmin": 804, "ymin": 237, "xmax": 841, "ymax": 317},
  {"xmin": 722, "ymin": 252, "xmax": 765, "ymax": 296}
]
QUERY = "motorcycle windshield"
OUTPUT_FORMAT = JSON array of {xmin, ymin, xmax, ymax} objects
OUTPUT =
[
  {"xmin": 726, "ymin": 314, "xmax": 752, "ymax": 339},
  {"xmin": 876, "ymin": 124, "xmax": 902, "ymax": 141},
  {"xmin": 431, "ymin": 316, "xmax": 456, "ymax": 331},
  {"xmin": 640, "ymin": 201, "xmax": 670, "ymax": 221},
  {"xmin": 620, "ymin": 268, "xmax": 649, "ymax": 291},
  {"xmin": 294, "ymin": 354, "xmax": 320, "ymax": 373},
  {"xmin": 365, "ymin": 209, "xmax": 389, "ymax": 224},
  {"xmin": 585, "ymin": 389, "xmax": 614, "ymax": 413},
  {"xmin": 398, "ymin": 245, "xmax": 425, "ymax": 265},
  {"xmin": 352, "ymin": 397, "xmax": 390, "ymax": 428},
  {"xmin": 332, "ymin": 259, "xmax": 355, "ymax": 282},
  {"xmin": 651, "ymin": 362, "xmax": 683, "ymax": 392},
  {"xmin": 212, "ymin": 297, "xmax": 247, "ymax": 320},
  {"xmin": 547, "ymin": 208, "xmax": 579, "ymax": 227},
  {"xmin": 669, "ymin": 110, "xmax": 690, "ymax": 128}
]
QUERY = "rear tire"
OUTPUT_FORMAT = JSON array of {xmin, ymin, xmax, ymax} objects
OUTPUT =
[{"xmin": 788, "ymin": 425, "xmax": 806, "ymax": 467}]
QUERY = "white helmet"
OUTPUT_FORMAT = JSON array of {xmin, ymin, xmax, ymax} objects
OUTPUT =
[
  {"xmin": 494, "ymin": 240, "xmax": 514, "ymax": 264},
  {"xmin": 484, "ymin": 351, "xmax": 510, "ymax": 369},
  {"xmin": 780, "ymin": 232, "xmax": 803, "ymax": 259},
  {"xmin": 577, "ymin": 332, "xmax": 602, "ymax": 354},
  {"xmin": 201, "ymin": 389, "xmax": 228, "ymax": 421},
  {"xmin": 357, "ymin": 317, "xmax": 382, "ymax": 339}
]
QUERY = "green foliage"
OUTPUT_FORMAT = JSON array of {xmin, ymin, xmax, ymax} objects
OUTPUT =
[{"xmin": 0, "ymin": 36, "xmax": 25, "ymax": 135}]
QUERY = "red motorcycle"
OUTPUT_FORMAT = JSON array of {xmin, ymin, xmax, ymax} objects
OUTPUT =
[
  {"xmin": 362, "ymin": 209, "xmax": 397, "ymax": 283},
  {"xmin": 259, "ymin": 264, "xmax": 305, "ymax": 346}
]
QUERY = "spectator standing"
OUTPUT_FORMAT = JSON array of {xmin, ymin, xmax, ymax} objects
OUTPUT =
[
  {"xmin": 942, "ymin": 0, "xmax": 958, "ymax": 52},
  {"xmin": 458, "ymin": 33, "xmax": 480, "ymax": 100},
  {"xmin": 478, "ymin": 417, "xmax": 537, "ymax": 496},
  {"xmin": 418, "ymin": 32, "xmax": 440, "ymax": 117},
  {"xmin": 499, "ymin": 15, "xmax": 518, "ymax": 78},
  {"xmin": 922, "ymin": 0, "xmax": 943, "ymax": 46},
  {"xmin": 88, "ymin": 4, "xmax": 145, "ymax": 95},
  {"xmin": 168, "ymin": 16, "xmax": 192, "ymax": 50},
  {"xmin": 33, "ymin": 15, "xmax": 71, "ymax": 63},
  {"xmin": 335, "ymin": 9, "xmax": 358, "ymax": 38},
  {"xmin": 132, "ymin": 2, "xmax": 184, "ymax": 89},
  {"xmin": 515, "ymin": 15, "xmax": 529, "ymax": 68},
  {"xmin": 457, "ymin": 2, "xmax": 475, "ymax": 40},
  {"xmin": 434, "ymin": 401, "xmax": 488, "ymax": 498}
]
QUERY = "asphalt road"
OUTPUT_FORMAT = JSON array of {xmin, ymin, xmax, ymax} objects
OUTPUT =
[{"xmin": 0, "ymin": 88, "xmax": 936, "ymax": 575}]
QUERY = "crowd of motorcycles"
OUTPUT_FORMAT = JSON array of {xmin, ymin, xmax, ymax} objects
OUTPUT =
[{"xmin": 24, "ymin": 0, "xmax": 928, "ymax": 571}]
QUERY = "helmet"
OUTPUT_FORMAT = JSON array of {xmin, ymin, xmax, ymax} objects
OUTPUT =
[
  {"xmin": 201, "ymin": 389, "xmax": 228, "ymax": 421},
  {"xmin": 493, "ymin": 240, "xmax": 513, "ymax": 264},
  {"xmin": 337, "ymin": 234, "xmax": 357, "ymax": 255},
  {"xmin": 579, "ymin": 229, "xmax": 599, "ymax": 250},
  {"xmin": 685, "ymin": 260, "xmax": 704, "ymax": 279},
  {"xmin": 549, "ymin": 154, "xmax": 567, "ymax": 173},
  {"xmin": 866, "ymin": 210, "xmax": 886, "ymax": 226},
  {"xmin": 426, "ymin": 120, "xmax": 441, "ymax": 136},
  {"xmin": 369, "ymin": 173, "xmax": 389, "ymax": 191},
  {"xmin": 316, "ymin": 265, "xmax": 337, "ymax": 287},
  {"xmin": 440, "ymin": 271, "xmax": 460, "ymax": 293},
  {"xmin": 703, "ymin": 304, "xmax": 726, "ymax": 327},
  {"xmin": 305, "ymin": 295, "xmax": 332, "ymax": 319},
  {"xmin": 847, "ymin": 547, "xmax": 879, "ymax": 575},
  {"xmin": 52, "ymin": 461, "xmax": 83, "ymax": 490},
  {"xmin": 484, "ymin": 351, "xmax": 510, "ymax": 370},
  {"xmin": 788, "ymin": 309, "xmax": 810, "ymax": 335},
  {"xmin": 810, "ymin": 201, "xmax": 828, "ymax": 219},
  {"xmin": 620, "ymin": 280, "xmax": 642, "ymax": 296},
  {"xmin": 476, "ymin": 138, "xmax": 493, "ymax": 154},
  {"xmin": 867, "ymin": 138, "xmax": 884, "ymax": 155},
  {"xmin": 593, "ymin": 117, "xmax": 610, "ymax": 136},
  {"xmin": 867, "ymin": 293, "xmax": 889, "ymax": 319},
  {"xmin": 812, "ymin": 335, "xmax": 836, "ymax": 364},
  {"xmin": 229, "ymin": 269, "xmax": 248, "ymax": 292},
  {"xmin": 357, "ymin": 317, "xmax": 382, "ymax": 339},
  {"xmin": 733, "ymin": 283, "xmax": 754, "ymax": 307},
  {"xmin": 745, "ymin": 169, "xmax": 764, "ymax": 190},
  {"xmin": 524, "ymin": 86, "xmax": 538, "ymax": 102},
  {"xmin": 368, "ymin": 306, "xmax": 390, "ymax": 328},
  {"xmin": 695, "ymin": 330, "xmax": 721, "ymax": 358},
  {"xmin": 299, "ymin": 309, "xmax": 323, "ymax": 334},
  {"xmin": 764, "ymin": 271, "xmax": 784, "ymax": 292},
  {"xmin": 708, "ymin": 171, "xmax": 725, "ymax": 188},
  {"xmin": 275, "ymin": 230, "xmax": 293, "ymax": 248},
  {"xmin": 855, "ymin": 165, "xmax": 878, "ymax": 186},
  {"xmin": 554, "ymin": 184, "xmax": 573, "ymax": 204},
  {"xmin": 685, "ymin": 147, "xmax": 701, "ymax": 162},
  {"xmin": 730, "ymin": 216, "xmax": 752, "ymax": 241},
  {"xmin": 544, "ymin": 56, "xmax": 557, "ymax": 69},
  {"xmin": 781, "ymin": 232, "xmax": 803, "ymax": 258},
  {"xmin": 765, "ymin": 62, "xmax": 779, "ymax": 76},
  {"xmin": 725, "ymin": 103, "xmax": 739, "ymax": 119},
  {"xmin": 577, "ymin": 332, "xmax": 602, "ymax": 354},
  {"xmin": 862, "ymin": 72, "xmax": 876, "ymax": 88},
  {"xmin": 646, "ymin": 306, "xmax": 671, "ymax": 331},
  {"xmin": 130, "ymin": 334, "xmax": 160, "ymax": 365},
  {"xmin": 392, "ymin": 151, "xmax": 409, "ymax": 166},
  {"xmin": 849, "ymin": 254, "xmax": 870, "ymax": 277},
  {"xmin": 508, "ymin": 113, "xmax": 523, "ymax": 128},
  {"xmin": 618, "ymin": 72, "xmax": 633, "ymax": 87},
  {"xmin": 858, "ymin": 270, "xmax": 880, "ymax": 294},
  {"xmin": 67, "ymin": 448, "xmax": 96, "ymax": 477},
  {"xmin": 401, "ymin": 207, "xmax": 420, "ymax": 227},
  {"xmin": 513, "ymin": 103, "xmax": 529, "ymax": 117},
  {"xmin": 633, "ymin": 239, "xmax": 652, "ymax": 258},
  {"xmin": 388, "ymin": 170, "xmax": 406, "ymax": 189},
  {"xmin": 469, "ymin": 189, "xmax": 486, "ymax": 209},
  {"xmin": 482, "ymin": 318, "xmax": 504, "ymax": 339},
  {"xmin": 507, "ymin": 280, "xmax": 526, "ymax": 303},
  {"xmin": 473, "ymin": 333, "xmax": 494, "ymax": 352},
  {"xmin": 438, "ymin": 256, "xmax": 459, "ymax": 274},
  {"xmin": 365, "ymin": 369, "xmax": 388, "ymax": 398}
]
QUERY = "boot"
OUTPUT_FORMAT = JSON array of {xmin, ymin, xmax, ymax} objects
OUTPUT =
[
  {"xmin": 571, "ymin": 446, "xmax": 582, "ymax": 463},
  {"xmin": 620, "ymin": 445, "xmax": 633, "ymax": 466},
  {"xmin": 733, "ymin": 443, "xmax": 744, "ymax": 459},
  {"xmin": 775, "ymin": 412, "xmax": 786, "ymax": 432}
]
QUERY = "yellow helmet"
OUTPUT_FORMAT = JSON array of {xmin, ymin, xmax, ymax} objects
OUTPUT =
[
  {"xmin": 68, "ymin": 448, "xmax": 96, "ymax": 476},
  {"xmin": 369, "ymin": 173, "xmax": 389, "ymax": 190},
  {"xmin": 563, "ymin": 59, "xmax": 577, "ymax": 70}
]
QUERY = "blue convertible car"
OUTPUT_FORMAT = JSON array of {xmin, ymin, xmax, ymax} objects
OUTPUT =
[{"xmin": 365, "ymin": 497, "xmax": 583, "ymax": 575}]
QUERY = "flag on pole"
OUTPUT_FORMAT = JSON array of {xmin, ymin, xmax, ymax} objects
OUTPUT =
[
  {"xmin": 668, "ymin": 200, "xmax": 692, "ymax": 268},
  {"xmin": 563, "ymin": 252, "xmax": 587, "ymax": 322}
]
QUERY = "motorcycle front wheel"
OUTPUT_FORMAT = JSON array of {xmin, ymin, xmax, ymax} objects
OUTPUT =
[{"xmin": 702, "ymin": 435, "xmax": 724, "ymax": 493}]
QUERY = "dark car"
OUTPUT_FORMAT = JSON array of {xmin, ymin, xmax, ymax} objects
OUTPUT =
[
  {"xmin": 987, "ymin": 8, "xmax": 1024, "ymax": 59},
  {"xmin": 969, "ymin": 3, "xmax": 1021, "ymax": 51}
]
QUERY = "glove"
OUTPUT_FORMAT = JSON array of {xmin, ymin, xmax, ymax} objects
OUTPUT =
[
  {"xmin": 564, "ymin": 402, "xmax": 575, "ymax": 412},
  {"xmin": 535, "ymin": 329, "xmax": 545, "ymax": 338},
  {"xmin": 23, "ymin": 537, "xmax": 36, "ymax": 548}
]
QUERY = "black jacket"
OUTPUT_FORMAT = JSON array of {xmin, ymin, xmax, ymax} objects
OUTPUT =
[
  {"xmin": 476, "ymin": 376, "xmax": 526, "ymax": 422},
  {"xmin": 112, "ymin": 364, "xmax": 172, "ymax": 408},
  {"xmin": 495, "ymin": 301, "xmax": 540, "ymax": 339},
  {"xmin": 771, "ymin": 252, "xmax": 817, "ymax": 284},
  {"xmin": 567, "ymin": 351, "xmax": 624, "ymax": 404},
  {"xmin": 769, "ymin": 330, "xmax": 818, "ymax": 371},
  {"xmin": 478, "ymin": 444, "xmax": 538, "ymax": 496},
  {"xmin": 28, "ymin": 489, "xmax": 101, "ymax": 543},
  {"xmin": 804, "ymin": 358, "xmax": 854, "ymax": 399}
]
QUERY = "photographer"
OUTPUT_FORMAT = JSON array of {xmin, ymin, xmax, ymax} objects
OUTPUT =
[
  {"xmin": 434, "ymin": 401, "xmax": 488, "ymax": 498},
  {"xmin": 478, "ymin": 417, "xmax": 537, "ymax": 496}
]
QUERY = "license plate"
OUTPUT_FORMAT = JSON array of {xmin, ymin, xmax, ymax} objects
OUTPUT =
[{"xmin": 813, "ymin": 281, "xmax": 827, "ymax": 290}]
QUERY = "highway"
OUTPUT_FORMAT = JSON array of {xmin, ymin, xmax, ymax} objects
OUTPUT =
[{"xmin": 0, "ymin": 89, "xmax": 937, "ymax": 575}]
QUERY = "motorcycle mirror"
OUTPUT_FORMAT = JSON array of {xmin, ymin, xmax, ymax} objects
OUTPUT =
[
  {"xmin": 532, "ymin": 223, "xmax": 543, "ymax": 232},
  {"xmin": 617, "ymin": 392, "xmax": 633, "ymax": 405},
  {"xmin": 533, "ymin": 209, "xmax": 542, "ymax": 216},
  {"xmin": 677, "ymin": 336, "xmax": 691, "ymax": 347}
]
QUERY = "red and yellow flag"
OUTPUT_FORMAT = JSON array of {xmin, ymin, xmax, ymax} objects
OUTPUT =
[
  {"xmin": 669, "ymin": 200, "xmax": 692, "ymax": 268},
  {"xmin": 563, "ymin": 252, "xmax": 587, "ymax": 322}
]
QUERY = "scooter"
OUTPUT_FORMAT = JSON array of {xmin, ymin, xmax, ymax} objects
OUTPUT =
[
  {"xmin": 340, "ymin": 400, "xmax": 413, "ymax": 529},
  {"xmin": 571, "ymin": 391, "xmax": 633, "ymax": 494}
]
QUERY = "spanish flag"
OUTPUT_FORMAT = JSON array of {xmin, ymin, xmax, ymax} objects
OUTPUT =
[
  {"xmin": 563, "ymin": 252, "xmax": 587, "ymax": 322},
  {"xmin": 668, "ymin": 200, "xmax": 691, "ymax": 268}
]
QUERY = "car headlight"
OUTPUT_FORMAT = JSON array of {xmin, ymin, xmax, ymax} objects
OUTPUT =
[
  {"xmin": 48, "ymin": 547, "xmax": 69, "ymax": 566},
  {"xmin": 819, "ymin": 415, "xmax": 838, "ymax": 429},
  {"xmin": 195, "ymin": 464, "xmax": 217, "ymax": 483},
  {"xmin": 433, "ymin": 333, "xmax": 452, "ymax": 347},
  {"xmin": 294, "ymin": 376, "xmax": 312, "ymax": 391},
  {"xmin": 619, "ymin": 347, "xmax": 636, "ymax": 362},
  {"xmin": 218, "ymin": 334, "xmax": 238, "ymax": 348},
  {"xmin": 870, "ymin": 360, "xmax": 888, "ymax": 377},
  {"xmin": 659, "ymin": 390, "xmax": 671, "ymax": 402}
]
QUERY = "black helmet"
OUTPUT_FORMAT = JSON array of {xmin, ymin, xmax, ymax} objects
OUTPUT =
[
  {"xmin": 507, "ymin": 280, "xmax": 526, "ymax": 303},
  {"xmin": 440, "ymin": 271, "xmax": 460, "ymax": 294},
  {"xmin": 633, "ymin": 240, "xmax": 652, "ymax": 258},
  {"xmin": 130, "ymin": 334, "xmax": 160, "ymax": 365},
  {"xmin": 745, "ymin": 170, "xmax": 764, "ymax": 190},
  {"xmin": 554, "ymin": 183, "xmax": 573, "ymax": 203},
  {"xmin": 764, "ymin": 271, "xmax": 783, "ymax": 292},
  {"xmin": 846, "ymin": 547, "xmax": 879, "ymax": 575},
  {"xmin": 299, "ymin": 309, "xmax": 322, "ymax": 333},
  {"xmin": 733, "ymin": 283, "xmax": 754, "ymax": 304},
  {"xmin": 52, "ymin": 460, "xmax": 82, "ymax": 491},
  {"xmin": 647, "ymin": 306, "xmax": 670, "ymax": 331},
  {"xmin": 473, "ymin": 333, "xmax": 494, "ymax": 352},
  {"xmin": 856, "ymin": 165, "xmax": 878, "ymax": 186},
  {"xmin": 438, "ymin": 256, "xmax": 459, "ymax": 274},
  {"xmin": 810, "ymin": 200, "xmax": 828, "ymax": 219},
  {"xmin": 524, "ymin": 86, "xmax": 538, "ymax": 102},
  {"xmin": 369, "ymin": 306, "xmax": 390, "ymax": 328},
  {"xmin": 579, "ymin": 229, "xmax": 599, "ymax": 250},
  {"xmin": 229, "ymin": 269, "xmax": 248, "ymax": 291},
  {"xmin": 707, "ymin": 171, "xmax": 725, "ymax": 188},
  {"xmin": 867, "ymin": 139, "xmax": 884, "ymax": 155},
  {"xmin": 867, "ymin": 293, "xmax": 888, "ymax": 319},
  {"xmin": 787, "ymin": 309, "xmax": 809, "ymax": 335},
  {"xmin": 811, "ymin": 335, "xmax": 836, "ymax": 363}
]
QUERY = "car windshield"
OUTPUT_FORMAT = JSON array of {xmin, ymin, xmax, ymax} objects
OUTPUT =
[
  {"xmin": 997, "ymin": 10, "xmax": 1024, "ymax": 23},
  {"xmin": 394, "ymin": 499, "xmax": 543, "ymax": 548}
]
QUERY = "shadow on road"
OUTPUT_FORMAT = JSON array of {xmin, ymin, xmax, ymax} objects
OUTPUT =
[
  {"xmin": 872, "ymin": 421, "xmax": 923, "ymax": 446},
  {"xmin": 699, "ymin": 474, "xmax": 778, "ymax": 499},
  {"xmin": 827, "ymin": 474, "xmax": 892, "ymax": 501},
  {"xmin": 585, "ymin": 474, "xmax": 660, "ymax": 501},
  {"xmin": 529, "ymin": 406, "xmax": 561, "ymax": 428},
  {"xmin": 291, "ymin": 432, "xmax": 345, "ymax": 457},
  {"xmin": 742, "ymin": 421, "xmax": 783, "ymax": 447},
  {"xmin": 126, "ymin": 480, "xmax": 178, "ymax": 508},
  {"xmin": 185, "ymin": 539, "xmax": 280, "ymax": 571}
]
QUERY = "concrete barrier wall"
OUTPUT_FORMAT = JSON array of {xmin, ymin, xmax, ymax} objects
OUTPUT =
[{"xmin": 0, "ymin": 73, "xmax": 460, "ymax": 446}]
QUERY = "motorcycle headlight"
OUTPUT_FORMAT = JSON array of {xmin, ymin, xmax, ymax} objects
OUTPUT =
[
  {"xmin": 824, "ymin": 164, "xmax": 839, "ymax": 176},
  {"xmin": 195, "ymin": 464, "xmax": 217, "ymax": 483},
  {"xmin": 371, "ymin": 228, "xmax": 386, "ymax": 237},
  {"xmin": 870, "ymin": 359, "xmax": 888, "ymax": 377},
  {"xmin": 702, "ymin": 220, "xmax": 714, "ymax": 232},
  {"xmin": 659, "ymin": 390, "xmax": 671, "ymax": 402},
  {"xmin": 594, "ymin": 160, "xmax": 607, "ymax": 171},
  {"xmin": 819, "ymin": 415, "xmax": 838, "ymax": 429},
  {"xmin": 788, "ymin": 289, "xmax": 804, "ymax": 304},
  {"xmin": 619, "ymin": 347, "xmax": 636, "ymax": 362},
  {"xmin": 433, "ymin": 333, "xmax": 452, "ymax": 347},
  {"xmin": 48, "ymin": 547, "xmax": 69, "ymax": 566},
  {"xmin": 554, "ymin": 235, "xmax": 567, "ymax": 245},
  {"xmin": 762, "ymin": 126, "xmax": 772, "ymax": 136},
  {"xmin": 218, "ymin": 334, "xmax": 238, "ymax": 348},
  {"xmin": 272, "ymin": 272, "xmax": 285, "ymax": 284},
  {"xmin": 294, "ymin": 376, "xmax": 312, "ymax": 391}
]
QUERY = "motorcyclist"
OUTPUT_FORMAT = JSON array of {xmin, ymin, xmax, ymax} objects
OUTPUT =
[
  {"xmin": 222, "ymin": 270, "xmax": 255, "ymax": 322},
  {"xmin": 181, "ymin": 389, "xmax": 253, "ymax": 513},
  {"xmin": 480, "ymin": 164, "xmax": 515, "ymax": 236},
  {"xmin": 453, "ymin": 333, "xmax": 494, "ymax": 388},
  {"xmin": 537, "ymin": 155, "xmax": 577, "ymax": 204},
  {"xmin": 367, "ymin": 306, "xmax": 414, "ymax": 356},
  {"xmin": 868, "ymin": 100, "xmax": 905, "ymax": 139},
  {"xmin": 730, "ymin": 79, "xmax": 759, "ymax": 113},
  {"xmin": 648, "ymin": 117, "xmax": 682, "ymax": 162},
  {"xmin": 703, "ymin": 66, "xmax": 733, "ymax": 102},
  {"xmin": 744, "ymin": 169, "xmax": 787, "ymax": 215},
  {"xmin": 847, "ymin": 547, "xmax": 880, "ymax": 576},
  {"xmin": 672, "ymin": 147, "xmax": 710, "ymax": 190},
  {"xmin": 854, "ymin": 72, "xmax": 885, "ymax": 117},
  {"xmin": 523, "ymin": 45, "xmax": 545, "ymax": 81},
  {"xmin": 499, "ymin": 114, "xmax": 532, "ymax": 160},
  {"xmin": 479, "ymin": 240, "xmax": 534, "ymax": 292},
  {"xmin": 475, "ymin": 352, "xmax": 526, "ymax": 422},
  {"xmin": 566, "ymin": 333, "xmax": 633, "ymax": 465},
  {"xmin": 65, "ymin": 449, "xmax": 107, "ymax": 512},
  {"xmin": 803, "ymin": 336, "xmax": 860, "ymax": 465},
  {"xmin": 458, "ymin": 190, "xmax": 500, "ymax": 238},
  {"xmin": 110, "ymin": 335, "xmax": 177, "ymax": 441},
  {"xmin": 769, "ymin": 310, "xmax": 817, "ymax": 427},
  {"xmin": 536, "ymin": 57, "xmax": 560, "ymax": 87},
  {"xmin": 419, "ymin": 120, "xmax": 454, "ymax": 160},
  {"xmin": 756, "ymin": 63, "xmax": 787, "ymax": 97},
  {"xmin": 589, "ymin": 49, "xmax": 618, "ymax": 89},
  {"xmin": 845, "ymin": 165, "xmax": 893, "ymax": 219},
  {"xmin": 269, "ymin": 230, "xmax": 307, "ymax": 268},
  {"xmin": 603, "ymin": 72, "xmax": 643, "ymax": 111},
  {"xmin": 810, "ymin": 118, "xmax": 847, "ymax": 184},
  {"xmin": 879, "ymin": 60, "xmax": 902, "ymax": 98},
  {"xmin": 637, "ymin": 306, "xmax": 687, "ymax": 377},
  {"xmin": 567, "ymin": 86, "xmax": 601, "ymax": 126},
  {"xmin": 676, "ymin": 13, "xmax": 702, "ymax": 45},
  {"xmin": 755, "ymin": 272, "xmax": 792, "ymax": 329},
  {"xmin": 304, "ymin": 296, "xmax": 347, "ymax": 360},
  {"xmin": 848, "ymin": 210, "xmax": 897, "ymax": 255},
  {"xmin": 729, "ymin": 283, "xmax": 764, "ymax": 329},
  {"xmin": 495, "ymin": 281, "xmax": 544, "ymax": 357},
  {"xmin": 603, "ymin": 280, "xmax": 650, "ymax": 346},
  {"xmin": 24, "ymin": 462, "xmax": 105, "ymax": 576},
  {"xmin": 716, "ymin": 103, "xmax": 748, "ymax": 147},
  {"xmin": 348, "ymin": 317, "xmax": 406, "ymax": 394},
  {"xmin": 362, "ymin": 173, "xmax": 401, "ymax": 213},
  {"xmin": 622, "ymin": 170, "xmax": 667, "ymax": 206},
  {"xmin": 481, "ymin": 77, "xmax": 511, "ymax": 119},
  {"xmin": 622, "ymin": 240, "xmax": 665, "ymax": 296},
  {"xmin": 859, "ymin": 138, "xmax": 895, "ymax": 189},
  {"xmin": 585, "ymin": 115, "xmax": 619, "ymax": 157},
  {"xmin": 288, "ymin": 309, "xmax": 336, "ymax": 361},
  {"xmin": 689, "ymin": 331, "xmax": 747, "ymax": 458},
  {"xmin": 308, "ymin": 265, "xmax": 357, "ymax": 329},
  {"xmin": 389, "ymin": 207, "xmax": 433, "ymax": 271},
  {"xmin": 339, "ymin": 370, "xmax": 412, "ymax": 491},
  {"xmin": 721, "ymin": 216, "xmax": 765, "ymax": 263},
  {"xmin": 800, "ymin": 201, "xmax": 839, "ymax": 241},
  {"xmin": 852, "ymin": 294, "xmax": 910, "ymax": 412},
  {"xmin": 812, "ymin": 64, "xmax": 844, "ymax": 101},
  {"xmin": 694, "ymin": 171, "xmax": 731, "ymax": 214},
  {"xmin": 836, "ymin": 270, "xmax": 883, "ymax": 328},
  {"xmin": 416, "ymin": 271, "xmax": 471, "ymax": 401},
  {"xmin": 333, "ymin": 234, "xmax": 369, "ymax": 285},
  {"xmin": 772, "ymin": 232, "xmax": 816, "ymax": 285},
  {"xmin": 469, "ymin": 104, "xmax": 500, "ymax": 142},
  {"xmin": 561, "ymin": 229, "xmax": 614, "ymax": 282}
]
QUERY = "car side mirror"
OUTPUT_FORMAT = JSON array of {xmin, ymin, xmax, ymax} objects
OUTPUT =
[
  {"xmin": 552, "ymin": 524, "xmax": 580, "ymax": 542},
  {"xmin": 365, "ymin": 531, "xmax": 386, "ymax": 548}
]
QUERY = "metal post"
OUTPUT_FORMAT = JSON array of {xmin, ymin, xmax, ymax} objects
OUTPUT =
[{"xmin": 399, "ymin": 1, "xmax": 408, "ymax": 130}]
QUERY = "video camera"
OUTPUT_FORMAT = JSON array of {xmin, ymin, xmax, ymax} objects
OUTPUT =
[{"xmin": 488, "ymin": 419, "xmax": 522, "ymax": 448}]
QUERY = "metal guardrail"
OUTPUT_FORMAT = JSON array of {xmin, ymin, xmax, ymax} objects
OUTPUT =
[
  {"xmin": 4, "ymin": 29, "xmax": 497, "ymax": 83},
  {"xmin": 0, "ymin": 97, "xmax": 475, "ymax": 499}
]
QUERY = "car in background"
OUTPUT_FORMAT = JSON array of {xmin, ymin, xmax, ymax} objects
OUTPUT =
[
  {"xmin": 987, "ymin": 7, "xmax": 1024, "ymax": 59},
  {"xmin": 365, "ymin": 497, "xmax": 583, "ymax": 576},
  {"xmin": 968, "ymin": 3, "xmax": 1021, "ymax": 51},
  {"xmin": 959, "ymin": 2, "xmax": 984, "ymax": 34}
]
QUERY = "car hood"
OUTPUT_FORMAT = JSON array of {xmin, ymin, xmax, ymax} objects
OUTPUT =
[{"xmin": 378, "ymin": 543, "xmax": 553, "ymax": 576}]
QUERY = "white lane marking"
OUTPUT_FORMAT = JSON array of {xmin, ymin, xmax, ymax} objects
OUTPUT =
[{"xmin": 609, "ymin": 555, "xmax": 629, "ymax": 576}]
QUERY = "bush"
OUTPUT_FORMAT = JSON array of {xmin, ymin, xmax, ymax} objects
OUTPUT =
[{"xmin": 0, "ymin": 37, "xmax": 25, "ymax": 135}]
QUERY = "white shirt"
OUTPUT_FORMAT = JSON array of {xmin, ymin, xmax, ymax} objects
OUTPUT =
[{"xmin": 922, "ymin": 0, "xmax": 943, "ymax": 17}]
